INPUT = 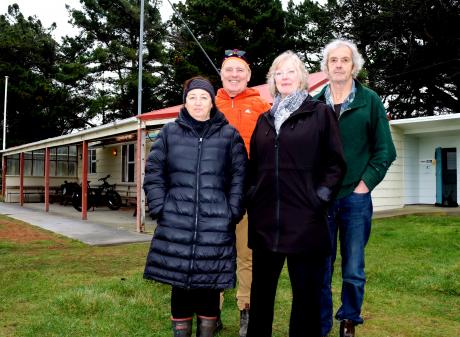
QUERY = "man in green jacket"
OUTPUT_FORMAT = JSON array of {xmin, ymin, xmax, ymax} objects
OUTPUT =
[{"xmin": 315, "ymin": 39, "xmax": 396, "ymax": 337}]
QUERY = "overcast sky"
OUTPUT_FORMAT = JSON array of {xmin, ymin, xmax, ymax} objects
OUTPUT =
[{"xmin": 1, "ymin": 0, "xmax": 306, "ymax": 40}]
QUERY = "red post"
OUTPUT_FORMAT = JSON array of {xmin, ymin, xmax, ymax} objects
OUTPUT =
[
  {"xmin": 19, "ymin": 152, "xmax": 24, "ymax": 206},
  {"xmin": 44, "ymin": 147, "xmax": 50, "ymax": 212},
  {"xmin": 82, "ymin": 141, "xmax": 88, "ymax": 220},
  {"xmin": 136, "ymin": 127, "xmax": 144, "ymax": 232},
  {"xmin": 1, "ymin": 155, "xmax": 6, "ymax": 198}
]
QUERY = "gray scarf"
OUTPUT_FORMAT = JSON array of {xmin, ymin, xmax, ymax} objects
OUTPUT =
[{"xmin": 271, "ymin": 90, "xmax": 308, "ymax": 134}]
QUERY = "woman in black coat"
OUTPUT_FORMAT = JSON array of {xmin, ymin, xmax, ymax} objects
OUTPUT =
[
  {"xmin": 246, "ymin": 51, "xmax": 346, "ymax": 337},
  {"xmin": 143, "ymin": 77, "xmax": 247, "ymax": 337}
]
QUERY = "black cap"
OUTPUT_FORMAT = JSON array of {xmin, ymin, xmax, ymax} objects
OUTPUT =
[{"xmin": 183, "ymin": 77, "xmax": 216, "ymax": 104}]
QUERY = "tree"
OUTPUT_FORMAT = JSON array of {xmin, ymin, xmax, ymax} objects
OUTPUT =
[
  {"xmin": 63, "ymin": 0, "xmax": 167, "ymax": 122},
  {"xmin": 336, "ymin": 0, "xmax": 460, "ymax": 118},
  {"xmin": 163, "ymin": 0, "xmax": 289, "ymax": 104},
  {"xmin": 0, "ymin": 4, "xmax": 87, "ymax": 147},
  {"xmin": 284, "ymin": 0, "xmax": 336, "ymax": 71}
]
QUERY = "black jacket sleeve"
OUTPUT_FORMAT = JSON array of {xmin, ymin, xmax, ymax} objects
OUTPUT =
[
  {"xmin": 227, "ymin": 129, "xmax": 248, "ymax": 225},
  {"xmin": 316, "ymin": 106, "xmax": 347, "ymax": 202},
  {"xmin": 246, "ymin": 114, "xmax": 264, "ymax": 203},
  {"xmin": 143, "ymin": 124, "xmax": 169, "ymax": 219}
]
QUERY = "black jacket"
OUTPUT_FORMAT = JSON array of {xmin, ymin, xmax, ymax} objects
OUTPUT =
[
  {"xmin": 247, "ymin": 96, "xmax": 346, "ymax": 256},
  {"xmin": 143, "ymin": 107, "xmax": 247, "ymax": 289}
]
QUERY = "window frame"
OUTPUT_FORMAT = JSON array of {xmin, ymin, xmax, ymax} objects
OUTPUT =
[
  {"xmin": 88, "ymin": 148, "xmax": 97, "ymax": 174},
  {"xmin": 122, "ymin": 143, "xmax": 135, "ymax": 183}
]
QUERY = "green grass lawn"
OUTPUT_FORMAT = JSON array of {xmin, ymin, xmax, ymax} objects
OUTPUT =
[{"xmin": 0, "ymin": 214, "xmax": 459, "ymax": 337}]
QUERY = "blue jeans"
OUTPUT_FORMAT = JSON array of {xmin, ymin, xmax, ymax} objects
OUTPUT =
[{"xmin": 320, "ymin": 192, "xmax": 373, "ymax": 336}]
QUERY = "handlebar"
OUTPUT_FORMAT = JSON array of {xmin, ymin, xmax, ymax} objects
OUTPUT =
[{"xmin": 98, "ymin": 174, "xmax": 111, "ymax": 182}]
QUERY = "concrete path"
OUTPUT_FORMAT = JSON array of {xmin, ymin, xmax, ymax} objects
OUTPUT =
[
  {"xmin": 1, "ymin": 202, "xmax": 458, "ymax": 246},
  {"xmin": 0, "ymin": 203, "xmax": 152, "ymax": 246}
]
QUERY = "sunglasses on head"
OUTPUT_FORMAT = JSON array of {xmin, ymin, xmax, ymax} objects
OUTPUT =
[{"xmin": 224, "ymin": 49, "xmax": 249, "ymax": 63}]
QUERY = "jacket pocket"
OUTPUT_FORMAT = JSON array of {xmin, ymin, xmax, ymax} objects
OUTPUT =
[{"xmin": 302, "ymin": 171, "xmax": 325, "ymax": 210}]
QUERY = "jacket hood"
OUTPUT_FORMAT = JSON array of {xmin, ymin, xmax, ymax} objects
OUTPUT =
[
  {"xmin": 216, "ymin": 87, "xmax": 264, "ymax": 101},
  {"xmin": 177, "ymin": 107, "xmax": 228, "ymax": 136}
]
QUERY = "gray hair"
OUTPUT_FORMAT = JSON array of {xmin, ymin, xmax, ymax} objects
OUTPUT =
[
  {"xmin": 267, "ymin": 51, "xmax": 309, "ymax": 97},
  {"xmin": 320, "ymin": 39, "xmax": 365, "ymax": 78}
]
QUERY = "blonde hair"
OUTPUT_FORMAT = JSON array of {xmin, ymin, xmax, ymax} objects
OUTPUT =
[
  {"xmin": 320, "ymin": 39, "xmax": 365, "ymax": 78},
  {"xmin": 267, "ymin": 51, "xmax": 309, "ymax": 97}
]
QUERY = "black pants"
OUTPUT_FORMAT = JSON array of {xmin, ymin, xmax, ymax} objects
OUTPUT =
[
  {"xmin": 171, "ymin": 287, "xmax": 220, "ymax": 318},
  {"xmin": 246, "ymin": 249, "xmax": 326, "ymax": 337}
]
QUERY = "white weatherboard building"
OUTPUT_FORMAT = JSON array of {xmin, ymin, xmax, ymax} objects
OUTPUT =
[{"xmin": 373, "ymin": 114, "xmax": 460, "ymax": 211}]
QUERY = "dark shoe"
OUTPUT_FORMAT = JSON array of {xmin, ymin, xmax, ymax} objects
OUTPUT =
[
  {"xmin": 239, "ymin": 309, "xmax": 249, "ymax": 337},
  {"xmin": 196, "ymin": 316, "xmax": 217, "ymax": 337},
  {"xmin": 339, "ymin": 320, "xmax": 355, "ymax": 337},
  {"xmin": 172, "ymin": 318, "xmax": 192, "ymax": 337}
]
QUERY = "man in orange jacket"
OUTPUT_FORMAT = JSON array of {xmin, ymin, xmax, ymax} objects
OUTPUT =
[{"xmin": 215, "ymin": 49, "xmax": 271, "ymax": 337}]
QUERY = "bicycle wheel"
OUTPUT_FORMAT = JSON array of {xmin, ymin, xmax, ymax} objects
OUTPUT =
[
  {"xmin": 106, "ymin": 191, "xmax": 122, "ymax": 210},
  {"xmin": 72, "ymin": 192, "xmax": 91, "ymax": 212},
  {"xmin": 72, "ymin": 192, "xmax": 82, "ymax": 211}
]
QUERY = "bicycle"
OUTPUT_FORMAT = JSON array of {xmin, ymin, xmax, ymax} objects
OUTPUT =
[
  {"xmin": 72, "ymin": 174, "xmax": 122, "ymax": 212},
  {"xmin": 59, "ymin": 180, "xmax": 80, "ymax": 206}
]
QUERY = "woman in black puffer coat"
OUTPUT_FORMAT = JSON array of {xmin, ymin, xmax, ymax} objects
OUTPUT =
[{"xmin": 143, "ymin": 77, "xmax": 247, "ymax": 337}]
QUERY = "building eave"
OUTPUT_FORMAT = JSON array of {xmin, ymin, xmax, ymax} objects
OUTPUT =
[
  {"xmin": 1, "ymin": 117, "xmax": 139, "ymax": 156},
  {"xmin": 390, "ymin": 113, "xmax": 460, "ymax": 136}
]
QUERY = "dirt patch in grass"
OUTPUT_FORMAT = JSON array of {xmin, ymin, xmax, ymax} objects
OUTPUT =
[{"xmin": 0, "ymin": 218, "xmax": 57, "ymax": 243}]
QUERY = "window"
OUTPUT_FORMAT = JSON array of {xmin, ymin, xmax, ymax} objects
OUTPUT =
[
  {"xmin": 49, "ymin": 145, "xmax": 78, "ymax": 177},
  {"xmin": 88, "ymin": 148, "xmax": 97, "ymax": 174},
  {"xmin": 6, "ymin": 151, "xmax": 44, "ymax": 176},
  {"xmin": 122, "ymin": 143, "xmax": 135, "ymax": 182},
  {"xmin": 6, "ymin": 154, "xmax": 19, "ymax": 175},
  {"xmin": 32, "ymin": 150, "xmax": 45, "ymax": 176},
  {"xmin": 68, "ymin": 145, "xmax": 78, "ymax": 176},
  {"xmin": 6, "ymin": 145, "xmax": 77, "ymax": 177},
  {"xmin": 24, "ymin": 152, "xmax": 33, "ymax": 176}
]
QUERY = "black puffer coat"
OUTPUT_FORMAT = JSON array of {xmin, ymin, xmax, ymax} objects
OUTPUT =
[
  {"xmin": 247, "ymin": 96, "xmax": 346, "ymax": 257},
  {"xmin": 143, "ymin": 108, "xmax": 247, "ymax": 289}
]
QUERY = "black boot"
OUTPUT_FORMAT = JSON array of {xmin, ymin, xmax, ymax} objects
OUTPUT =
[
  {"xmin": 172, "ymin": 317, "xmax": 192, "ymax": 337},
  {"xmin": 239, "ymin": 308, "xmax": 249, "ymax": 337},
  {"xmin": 339, "ymin": 319, "xmax": 355, "ymax": 337},
  {"xmin": 196, "ymin": 316, "xmax": 217, "ymax": 337},
  {"xmin": 215, "ymin": 310, "xmax": 223, "ymax": 334}
]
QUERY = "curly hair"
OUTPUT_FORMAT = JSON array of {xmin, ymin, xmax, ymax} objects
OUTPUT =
[{"xmin": 320, "ymin": 39, "xmax": 365, "ymax": 78}]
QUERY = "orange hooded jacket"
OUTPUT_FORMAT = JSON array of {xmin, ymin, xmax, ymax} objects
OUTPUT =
[{"xmin": 216, "ymin": 88, "xmax": 271, "ymax": 155}]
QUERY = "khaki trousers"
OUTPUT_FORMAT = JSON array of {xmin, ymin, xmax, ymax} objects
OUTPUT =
[{"xmin": 221, "ymin": 215, "xmax": 252, "ymax": 311}]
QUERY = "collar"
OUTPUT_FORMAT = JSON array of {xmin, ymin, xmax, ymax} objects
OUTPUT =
[{"xmin": 324, "ymin": 80, "xmax": 356, "ymax": 116}]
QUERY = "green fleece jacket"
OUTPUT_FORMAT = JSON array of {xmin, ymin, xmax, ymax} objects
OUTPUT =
[{"xmin": 315, "ymin": 80, "xmax": 396, "ymax": 199}]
